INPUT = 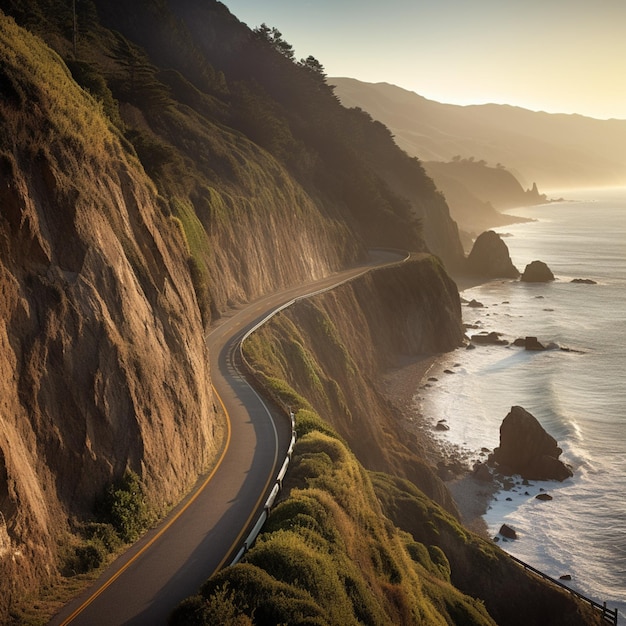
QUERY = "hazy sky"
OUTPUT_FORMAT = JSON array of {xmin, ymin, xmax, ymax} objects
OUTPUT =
[{"xmin": 222, "ymin": 0, "xmax": 625, "ymax": 120}]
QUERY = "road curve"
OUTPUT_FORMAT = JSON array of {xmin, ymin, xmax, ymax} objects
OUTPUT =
[{"xmin": 49, "ymin": 250, "xmax": 406, "ymax": 626}]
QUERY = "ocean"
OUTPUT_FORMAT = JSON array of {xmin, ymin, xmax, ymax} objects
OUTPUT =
[{"xmin": 421, "ymin": 187, "xmax": 626, "ymax": 615}]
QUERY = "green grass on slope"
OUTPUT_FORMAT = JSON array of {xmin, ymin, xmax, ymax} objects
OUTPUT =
[
  {"xmin": 169, "ymin": 410, "xmax": 495, "ymax": 626},
  {"xmin": 0, "ymin": 14, "xmax": 124, "ymax": 169}
]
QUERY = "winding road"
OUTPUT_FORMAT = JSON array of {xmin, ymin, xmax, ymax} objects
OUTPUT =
[{"xmin": 49, "ymin": 250, "xmax": 405, "ymax": 625}]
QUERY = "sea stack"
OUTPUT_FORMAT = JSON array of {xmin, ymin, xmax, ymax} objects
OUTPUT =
[
  {"xmin": 490, "ymin": 406, "xmax": 573, "ymax": 481},
  {"xmin": 521, "ymin": 260, "xmax": 555, "ymax": 282},
  {"xmin": 466, "ymin": 231, "xmax": 520, "ymax": 278}
]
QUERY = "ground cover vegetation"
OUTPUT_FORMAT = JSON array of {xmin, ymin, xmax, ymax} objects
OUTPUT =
[{"xmin": 170, "ymin": 408, "xmax": 497, "ymax": 626}]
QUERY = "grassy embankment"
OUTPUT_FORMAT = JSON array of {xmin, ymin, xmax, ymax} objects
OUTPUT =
[
  {"xmin": 170, "ymin": 276, "xmax": 497, "ymax": 625},
  {"xmin": 171, "ymin": 266, "xmax": 604, "ymax": 625},
  {"xmin": 173, "ymin": 406, "xmax": 496, "ymax": 625}
]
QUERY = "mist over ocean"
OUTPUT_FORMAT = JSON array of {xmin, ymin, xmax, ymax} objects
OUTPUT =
[{"xmin": 421, "ymin": 187, "xmax": 626, "ymax": 615}]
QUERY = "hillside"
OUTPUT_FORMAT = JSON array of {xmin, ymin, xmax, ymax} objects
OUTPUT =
[
  {"xmin": 0, "ymin": 1, "xmax": 463, "ymax": 619},
  {"xmin": 423, "ymin": 159, "xmax": 544, "ymax": 241},
  {"xmin": 171, "ymin": 258, "xmax": 602, "ymax": 625},
  {"xmin": 331, "ymin": 77, "xmax": 626, "ymax": 190},
  {"xmin": 0, "ymin": 1, "xmax": 605, "ymax": 624}
]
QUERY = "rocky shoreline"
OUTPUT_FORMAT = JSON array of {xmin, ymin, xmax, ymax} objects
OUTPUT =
[{"xmin": 382, "ymin": 353, "xmax": 498, "ymax": 537}]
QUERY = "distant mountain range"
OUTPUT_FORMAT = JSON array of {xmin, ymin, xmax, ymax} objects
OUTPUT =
[{"xmin": 330, "ymin": 77, "xmax": 626, "ymax": 190}]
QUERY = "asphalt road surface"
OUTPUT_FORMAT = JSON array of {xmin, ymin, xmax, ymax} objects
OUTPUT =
[{"xmin": 49, "ymin": 250, "xmax": 406, "ymax": 625}]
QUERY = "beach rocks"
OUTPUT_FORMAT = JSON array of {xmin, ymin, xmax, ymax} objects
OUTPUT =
[
  {"xmin": 499, "ymin": 524, "xmax": 518, "ymax": 539},
  {"xmin": 513, "ymin": 336, "xmax": 564, "ymax": 351},
  {"xmin": 467, "ymin": 299, "xmax": 484, "ymax": 308},
  {"xmin": 521, "ymin": 260, "xmax": 555, "ymax": 282},
  {"xmin": 466, "ymin": 231, "xmax": 520, "ymax": 278},
  {"xmin": 535, "ymin": 493, "xmax": 553, "ymax": 501},
  {"xmin": 473, "ymin": 462, "xmax": 492, "ymax": 483},
  {"xmin": 571, "ymin": 278, "xmax": 597, "ymax": 284},
  {"xmin": 489, "ymin": 406, "xmax": 573, "ymax": 481},
  {"xmin": 512, "ymin": 336, "xmax": 547, "ymax": 350},
  {"xmin": 470, "ymin": 331, "xmax": 508, "ymax": 345}
]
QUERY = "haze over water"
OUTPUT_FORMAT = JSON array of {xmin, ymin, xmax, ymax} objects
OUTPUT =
[{"xmin": 422, "ymin": 187, "xmax": 626, "ymax": 615}]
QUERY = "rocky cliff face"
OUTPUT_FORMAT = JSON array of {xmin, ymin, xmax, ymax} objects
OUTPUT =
[{"xmin": 0, "ymin": 17, "xmax": 218, "ymax": 612}]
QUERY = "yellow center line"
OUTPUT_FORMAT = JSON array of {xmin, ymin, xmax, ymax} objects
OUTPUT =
[{"xmin": 59, "ymin": 386, "xmax": 232, "ymax": 625}]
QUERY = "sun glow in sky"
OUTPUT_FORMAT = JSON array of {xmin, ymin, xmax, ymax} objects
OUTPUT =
[{"xmin": 222, "ymin": 0, "xmax": 626, "ymax": 120}]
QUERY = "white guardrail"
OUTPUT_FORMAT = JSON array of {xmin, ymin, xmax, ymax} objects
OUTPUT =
[
  {"xmin": 228, "ymin": 409, "xmax": 296, "ymax": 566},
  {"xmin": 228, "ymin": 250, "xmax": 408, "ymax": 566}
]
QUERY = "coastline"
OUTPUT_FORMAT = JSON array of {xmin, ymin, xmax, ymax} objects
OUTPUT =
[
  {"xmin": 382, "ymin": 349, "xmax": 496, "ymax": 538},
  {"xmin": 383, "ymin": 272, "xmax": 498, "ymax": 538},
  {"xmin": 394, "ymin": 195, "xmax": 626, "ymax": 614}
]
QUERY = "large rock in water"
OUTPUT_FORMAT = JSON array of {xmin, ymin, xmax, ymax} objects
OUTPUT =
[
  {"xmin": 521, "ymin": 260, "xmax": 555, "ymax": 282},
  {"xmin": 490, "ymin": 406, "xmax": 573, "ymax": 481},
  {"xmin": 466, "ymin": 231, "xmax": 520, "ymax": 278}
]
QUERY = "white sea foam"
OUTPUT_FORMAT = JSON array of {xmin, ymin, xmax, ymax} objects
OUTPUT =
[{"xmin": 421, "ymin": 188, "xmax": 626, "ymax": 615}]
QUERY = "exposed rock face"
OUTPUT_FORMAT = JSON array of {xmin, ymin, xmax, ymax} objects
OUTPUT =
[
  {"xmin": 490, "ymin": 406, "xmax": 573, "ymax": 481},
  {"xmin": 521, "ymin": 260, "xmax": 555, "ymax": 282},
  {"xmin": 0, "ymin": 21, "xmax": 217, "ymax": 613},
  {"xmin": 466, "ymin": 231, "xmax": 520, "ymax": 278}
]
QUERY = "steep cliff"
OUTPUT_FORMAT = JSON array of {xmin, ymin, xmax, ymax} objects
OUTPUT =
[
  {"xmin": 0, "ymin": 14, "xmax": 218, "ymax": 614},
  {"xmin": 192, "ymin": 255, "xmax": 603, "ymax": 626}
]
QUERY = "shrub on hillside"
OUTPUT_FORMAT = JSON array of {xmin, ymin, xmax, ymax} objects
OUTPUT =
[{"xmin": 97, "ymin": 470, "xmax": 153, "ymax": 543}]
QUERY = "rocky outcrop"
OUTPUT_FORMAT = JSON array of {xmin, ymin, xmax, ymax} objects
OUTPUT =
[
  {"xmin": 490, "ymin": 406, "xmax": 573, "ymax": 481},
  {"xmin": 521, "ymin": 260, "xmax": 555, "ymax": 282},
  {"xmin": 467, "ymin": 299, "xmax": 484, "ymax": 308},
  {"xmin": 513, "ymin": 336, "xmax": 546, "ymax": 350},
  {"xmin": 466, "ymin": 231, "xmax": 520, "ymax": 278},
  {"xmin": 536, "ymin": 493, "xmax": 553, "ymax": 501},
  {"xmin": 499, "ymin": 524, "xmax": 518, "ymax": 540},
  {"xmin": 471, "ymin": 331, "xmax": 508, "ymax": 345},
  {"xmin": 513, "ymin": 337, "xmax": 561, "ymax": 351}
]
